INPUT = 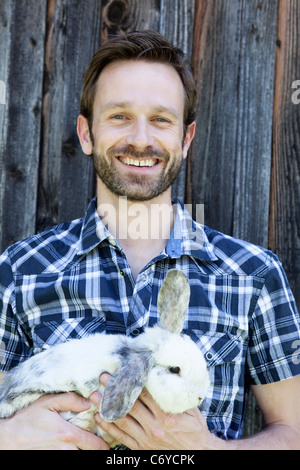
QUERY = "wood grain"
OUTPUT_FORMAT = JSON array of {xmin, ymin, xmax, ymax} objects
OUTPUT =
[
  {"xmin": 0, "ymin": 0, "xmax": 47, "ymax": 249},
  {"xmin": 0, "ymin": 0, "xmax": 12, "ymax": 249},
  {"xmin": 101, "ymin": 0, "xmax": 160, "ymax": 40},
  {"xmin": 188, "ymin": 0, "xmax": 278, "ymax": 248},
  {"xmin": 159, "ymin": 0, "xmax": 195, "ymax": 201},
  {"xmin": 36, "ymin": 0, "xmax": 102, "ymax": 232},
  {"xmin": 269, "ymin": 0, "xmax": 300, "ymax": 306},
  {"xmin": 57, "ymin": 0, "xmax": 100, "ymax": 225},
  {"xmin": 36, "ymin": 0, "xmax": 68, "ymax": 232}
]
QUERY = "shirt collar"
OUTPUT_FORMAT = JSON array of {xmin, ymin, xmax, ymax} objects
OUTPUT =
[
  {"xmin": 165, "ymin": 199, "xmax": 217, "ymax": 261},
  {"xmin": 78, "ymin": 197, "xmax": 217, "ymax": 262},
  {"xmin": 78, "ymin": 197, "xmax": 117, "ymax": 255}
]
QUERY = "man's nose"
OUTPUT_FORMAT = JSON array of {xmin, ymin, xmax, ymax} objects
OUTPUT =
[{"xmin": 126, "ymin": 117, "xmax": 154, "ymax": 149}]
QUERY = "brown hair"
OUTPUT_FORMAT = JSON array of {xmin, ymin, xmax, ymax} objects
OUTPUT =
[{"xmin": 80, "ymin": 30, "xmax": 196, "ymax": 131}]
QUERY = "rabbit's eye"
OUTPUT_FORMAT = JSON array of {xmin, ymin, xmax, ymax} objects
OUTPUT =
[{"xmin": 168, "ymin": 366, "xmax": 180, "ymax": 374}]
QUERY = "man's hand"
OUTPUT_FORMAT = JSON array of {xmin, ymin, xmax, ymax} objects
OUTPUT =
[
  {"xmin": 0, "ymin": 392, "xmax": 110, "ymax": 450},
  {"xmin": 90, "ymin": 373, "xmax": 220, "ymax": 450},
  {"xmin": 91, "ymin": 374, "xmax": 300, "ymax": 451}
]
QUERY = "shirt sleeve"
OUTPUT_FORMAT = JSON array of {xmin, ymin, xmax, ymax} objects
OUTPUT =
[
  {"xmin": 246, "ymin": 252, "xmax": 300, "ymax": 385},
  {"xmin": 0, "ymin": 249, "xmax": 31, "ymax": 371}
]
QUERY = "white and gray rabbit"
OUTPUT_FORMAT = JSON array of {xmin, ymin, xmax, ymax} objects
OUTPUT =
[{"xmin": 0, "ymin": 270, "xmax": 210, "ymax": 447}]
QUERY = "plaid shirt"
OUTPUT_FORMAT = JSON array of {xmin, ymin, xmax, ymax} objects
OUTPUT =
[{"xmin": 0, "ymin": 197, "xmax": 300, "ymax": 440}]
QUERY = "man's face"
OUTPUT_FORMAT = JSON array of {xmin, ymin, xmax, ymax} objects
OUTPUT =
[{"xmin": 78, "ymin": 60, "xmax": 195, "ymax": 201}]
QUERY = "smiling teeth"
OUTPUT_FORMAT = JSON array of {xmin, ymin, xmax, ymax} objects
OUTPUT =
[{"xmin": 120, "ymin": 157, "xmax": 157, "ymax": 167}]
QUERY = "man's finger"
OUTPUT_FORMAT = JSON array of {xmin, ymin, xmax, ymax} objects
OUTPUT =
[
  {"xmin": 37, "ymin": 392, "xmax": 110, "ymax": 450},
  {"xmin": 73, "ymin": 426, "xmax": 110, "ymax": 450},
  {"xmin": 89, "ymin": 390, "xmax": 102, "ymax": 408},
  {"xmin": 37, "ymin": 392, "xmax": 91, "ymax": 413},
  {"xmin": 99, "ymin": 372, "xmax": 112, "ymax": 386}
]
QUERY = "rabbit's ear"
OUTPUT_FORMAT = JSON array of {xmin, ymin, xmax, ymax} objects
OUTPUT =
[
  {"xmin": 100, "ymin": 349, "xmax": 152, "ymax": 422},
  {"xmin": 157, "ymin": 270, "xmax": 190, "ymax": 334}
]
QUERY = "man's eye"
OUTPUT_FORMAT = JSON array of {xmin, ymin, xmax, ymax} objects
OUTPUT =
[
  {"xmin": 112, "ymin": 115, "xmax": 125, "ymax": 120},
  {"xmin": 155, "ymin": 117, "xmax": 169, "ymax": 123}
]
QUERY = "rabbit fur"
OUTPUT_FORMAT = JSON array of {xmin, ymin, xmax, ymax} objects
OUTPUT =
[{"xmin": 0, "ymin": 270, "xmax": 210, "ymax": 447}]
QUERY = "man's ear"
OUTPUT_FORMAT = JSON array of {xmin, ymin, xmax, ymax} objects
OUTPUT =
[
  {"xmin": 182, "ymin": 121, "xmax": 196, "ymax": 159},
  {"xmin": 77, "ymin": 114, "xmax": 93, "ymax": 155}
]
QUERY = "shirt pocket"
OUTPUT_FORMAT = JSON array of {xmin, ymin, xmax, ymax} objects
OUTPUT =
[
  {"xmin": 187, "ymin": 329, "xmax": 245, "ymax": 419},
  {"xmin": 194, "ymin": 330, "xmax": 244, "ymax": 369},
  {"xmin": 32, "ymin": 317, "xmax": 106, "ymax": 354}
]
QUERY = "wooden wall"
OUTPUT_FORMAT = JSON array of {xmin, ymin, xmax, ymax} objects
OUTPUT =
[{"xmin": 0, "ymin": 0, "xmax": 299, "ymax": 439}]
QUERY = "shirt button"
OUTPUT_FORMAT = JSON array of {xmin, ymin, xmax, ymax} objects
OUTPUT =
[
  {"xmin": 205, "ymin": 351, "xmax": 213, "ymax": 361},
  {"xmin": 131, "ymin": 329, "xmax": 140, "ymax": 336},
  {"xmin": 119, "ymin": 269, "xmax": 125, "ymax": 277}
]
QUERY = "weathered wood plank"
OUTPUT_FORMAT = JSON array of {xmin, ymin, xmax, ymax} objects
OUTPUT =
[
  {"xmin": 160, "ymin": 0, "xmax": 195, "ymax": 58},
  {"xmin": 37, "ymin": 0, "xmax": 103, "ymax": 230},
  {"xmin": 101, "ymin": 0, "xmax": 161, "ymax": 41},
  {"xmin": 232, "ymin": 0, "xmax": 278, "ymax": 247},
  {"xmin": 188, "ymin": 0, "xmax": 277, "ymax": 249},
  {"xmin": 0, "ymin": 0, "xmax": 12, "ymax": 249},
  {"xmin": 243, "ymin": 388, "xmax": 263, "ymax": 438},
  {"xmin": 0, "ymin": 0, "xmax": 47, "ymax": 250},
  {"xmin": 36, "ymin": 0, "xmax": 68, "ymax": 232},
  {"xmin": 269, "ymin": 0, "xmax": 300, "ymax": 307},
  {"xmin": 57, "ymin": 0, "xmax": 103, "ymax": 225},
  {"xmin": 159, "ymin": 0, "xmax": 195, "ymax": 202},
  {"xmin": 187, "ymin": 0, "xmax": 243, "ymax": 232}
]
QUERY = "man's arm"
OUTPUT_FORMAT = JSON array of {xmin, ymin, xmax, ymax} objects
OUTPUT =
[
  {"xmin": 93, "ymin": 373, "xmax": 300, "ymax": 450},
  {"xmin": 225, "ymin": 376, "xmax": 300, "ymax": 450}
]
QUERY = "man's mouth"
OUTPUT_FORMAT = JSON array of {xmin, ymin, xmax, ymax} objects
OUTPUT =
[{"xmin": 118, "ymin": 156, "xmax": 159, "ymax": 167}]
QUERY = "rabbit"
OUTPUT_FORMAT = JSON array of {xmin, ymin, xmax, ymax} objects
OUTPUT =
[{"xmin": 0, "ymin": 269, "xmax": 210, "ymax": 447}]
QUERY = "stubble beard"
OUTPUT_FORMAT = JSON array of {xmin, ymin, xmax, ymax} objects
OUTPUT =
[{"xmin": 92, "ymin": 144, "xmax": 184, "ymax": 202}]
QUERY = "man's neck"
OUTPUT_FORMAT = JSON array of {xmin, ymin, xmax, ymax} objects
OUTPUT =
[{"xmin": 96, "ymin": 179, "xmax": 174, "ymax": 279}]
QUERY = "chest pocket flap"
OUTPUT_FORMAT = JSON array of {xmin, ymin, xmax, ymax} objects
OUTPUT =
[
  {"xmin": 185, "ymin": 329, "xmax": 244, "ymax": 368},
  {"xmin": 32, "ymin": 317, "xmax": 106, "ymax": 353}
]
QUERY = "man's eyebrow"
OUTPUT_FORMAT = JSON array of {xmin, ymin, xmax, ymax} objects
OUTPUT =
[
  {"xmin": 152, "ymin": 105, "xmax": 180, "ymax": 120},
  {"xmin": 100, "ymin": 101, "xmax": 131, "ymax": 113}
]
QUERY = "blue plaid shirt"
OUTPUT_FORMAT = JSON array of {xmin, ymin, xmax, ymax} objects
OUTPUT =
[{"xmin": 0, "ymin": 197, "xmax": 300, "ymax": 440}]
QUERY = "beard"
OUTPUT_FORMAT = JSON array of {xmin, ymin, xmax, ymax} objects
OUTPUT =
[{"xmin": 92, "ymin": 144, "xmax": 183, "ymax": 202}]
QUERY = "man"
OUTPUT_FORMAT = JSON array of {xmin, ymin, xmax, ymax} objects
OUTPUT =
[{"xmin": 0, "ymin": 30, "xmax": 300, "ymax": 450}]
